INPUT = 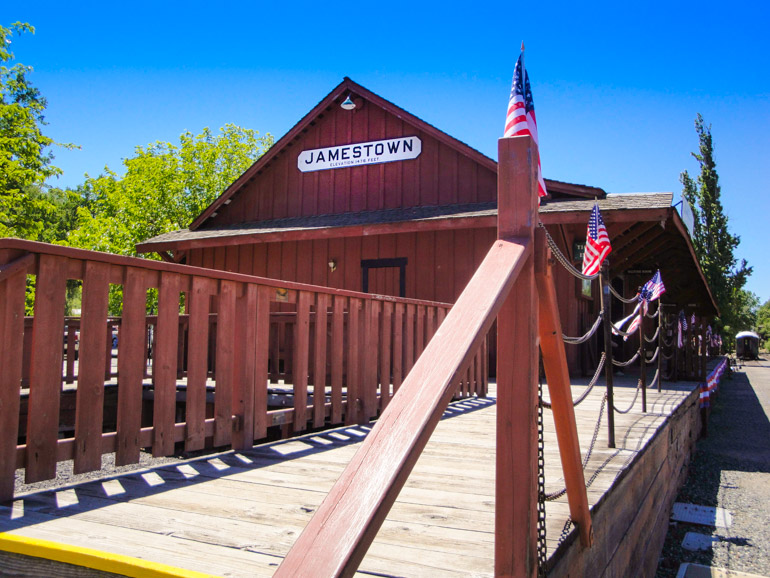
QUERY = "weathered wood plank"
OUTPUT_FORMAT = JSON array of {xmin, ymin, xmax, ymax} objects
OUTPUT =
[
  {"xmin": 379, "ymin": 301, "xmax": 392, "ymax": 411},
  {"xmin": 293, "ymin": 291, "xmax": 311, "ymax": 432},
  {"xmin": 214, "ymin": 280, "xmax": 237, "ymax": 447},
  {"xmin": 116, "ymin": 268, "xmax": 147, "ymax": 466},
  {"xmin": 232, "ymin": 283, "xmax": 258, "ymax": 450},
  {"xmin": 0, "ymin": 269, "xmax": 26, "ymax": 500},
  {"xmin": 152, "ymin": 271, "xmax": 181, "ymax": 457},
  {"xmin": 313, "ymin": 293, "xmax": 329, "ymax": 429},
  {"xmin": 253, "ymin": 286, "xmax": 271, "ymax": 441},
  {"xmin": 74, "ymin": 261, "xmax": 111, "ymax": 475},
  {"xmin": 185, "ymin": 276, "xmax": 215, "ymax": 452},
  {"xmin": 330, "ymin": 295, "xmax": 345, "ymax": 425},
  {"xmin": 26, "ymin": 254, "xmax": 68, "ymax": 483}
]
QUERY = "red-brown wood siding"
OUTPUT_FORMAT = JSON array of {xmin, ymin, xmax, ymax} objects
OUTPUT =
[{"xmin": 203, "ymin": 105, "xmax": 496, "ymax": 227}]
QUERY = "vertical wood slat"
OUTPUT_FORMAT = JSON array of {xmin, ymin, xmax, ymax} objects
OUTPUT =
[
  {"xmin": 416, "ymin": 305, "xmax": 425, "ymax": 357},
  {"xmin": 26, "ymin": 255, "xmax": 68, "ymax": 483},
  {"xmin": 152, "ymin": 272, "xmax": 181, "ymax": 457},
  {"xmin": 404, "ymin": 304, "xmax": 415, "ymax": 379},
  {"xmin": 185, "ymin": 277, "xmax": 215, "ymax": 452},
  {"xmin": 214, "ymin": 280, "xmax": 237, "ymax": 447},
  {"xmin": 331, "ymin": 295, "xmax": 345, "ymax": 425},
  {"xmin": 74, "ymin": 262, "xmax": 111, "ymax": 475},
  {"xmin": 346, "ymin": 298, "xmax": 361, "ymax": 425},
  {"xmin": 232, "ymin": 283, "xmax": 257, "ymax": 450},
  {"xmin": 0, "ymin": 269, "xmax": 27, "ymax": 500},
  {"xmin": 313, "ymin": 293, "xmax": 329, "ymax": 429},
  {"xmin": 253, "ymin": 286, "xmax": 272, "ymax": 441},
  {"xmin": 392, "ymin": 303, "xmax": 403, "ymax": 395},
  {"xmin": 293, "ymin": 291, "xmax": 312, "ymax": 432},
  {"xmin": 116, "ymin": 268, "xmax": 148, "ymax": 466},
  {"xmin": 379, "ymin": 301, "xmax": 393, "ymax": 411},
  {"xmin": 362, "ymin": 300, "xmax": 379, "ymax": 422}
]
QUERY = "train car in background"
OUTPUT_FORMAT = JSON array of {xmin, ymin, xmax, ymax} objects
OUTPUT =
[{"xmin": 735, "ymin": 331, "xmax": 760, "ymax": 360}]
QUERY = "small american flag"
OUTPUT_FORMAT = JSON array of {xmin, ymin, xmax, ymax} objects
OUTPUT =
[
  {"xmin": 582, "ymin": 205, "xmax": 612, "ymax": 276},
  {"xmin": 624, "ymin": 299, "xmax": 647, "ymax": 341},
  {"xmin": 642, "ymin": 270, "xmax": 666, "ymax": 302},
  {"xmin": 504, "ymin": 49, "xmax": 547, "ymax": 199},
  {"xmin": 677, "ymin": 310, "xmax": 687, "ymax": 349}
]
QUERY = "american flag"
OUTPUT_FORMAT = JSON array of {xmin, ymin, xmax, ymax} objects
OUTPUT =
[
  {"xmin": 623, "ymin": 299, "xmax": 647, "ymax": 341},
  {"xmin": 642, "ymin": 270, "xmax": 666, "ymax": 302},
  {"xmin": 582, "ymin": 205, "xmax": 612, "ymax": 275},
  {"xmin": 504, "ymin": 50, "xmax": 547, "ymax": 198},
  {"xmin": 677, "ymin": 310, "xmax": 687, "ymax": 349}
]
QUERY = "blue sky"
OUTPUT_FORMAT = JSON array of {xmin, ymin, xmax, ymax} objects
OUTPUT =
[{"xmin": 5, "ymin": 1, "xmax": 769, "ymax": 304}]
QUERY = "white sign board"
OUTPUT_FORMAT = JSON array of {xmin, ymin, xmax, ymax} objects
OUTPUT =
[{"xmin": 297, "ymin": 136, "xmax": 422, "ymax": 173}]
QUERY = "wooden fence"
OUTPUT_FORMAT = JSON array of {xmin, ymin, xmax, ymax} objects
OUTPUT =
[{"xmin": 0, "ymin": 239, "xmax": 487, "ymax": 502}]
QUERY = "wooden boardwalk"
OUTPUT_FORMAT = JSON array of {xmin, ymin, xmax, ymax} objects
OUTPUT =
[{"xmin": 1, "ymin": 376, "xmax": 697, "ymax": 577}]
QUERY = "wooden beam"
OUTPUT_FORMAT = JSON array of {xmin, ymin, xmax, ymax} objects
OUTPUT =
[
  {"xmin": 534, "ymin": 228, "xmax": 594, "ymax": 549},
  {"xmin": 609, "ymin": 221, "xmax": 661, "ymax": 255},
  {"xmin": 495, "ymin": 135, "xmax": 539, "ymax": 577}
]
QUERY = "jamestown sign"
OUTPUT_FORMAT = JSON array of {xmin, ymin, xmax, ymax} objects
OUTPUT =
[{"xmin": 297, "ymin": 136, "xmax": 422, "ymax": 172}]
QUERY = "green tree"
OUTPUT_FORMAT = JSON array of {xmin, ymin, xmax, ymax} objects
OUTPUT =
[
  {"xmin": 757, "ymin": 299, "xmax": 770, "ymax": 349},
  {"xmin": 68, "ymin": 124, "xmax": 273, "ymax": 256},
  {"xmin": 0, "ymin": 22, "xmax": 75, "ymax": 238},
  {"xmin": 680, "ymin": 114, "xmax": 751, "ymax": 334}
]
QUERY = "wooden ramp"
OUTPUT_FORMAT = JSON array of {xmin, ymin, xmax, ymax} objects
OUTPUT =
[{"xmin": 0, "ymin": 376, "xmax": 697, "ymax": 577}]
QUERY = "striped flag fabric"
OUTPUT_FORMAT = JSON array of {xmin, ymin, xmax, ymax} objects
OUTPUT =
[
  {"xmin": 642, "ymin": 270, "xmax": 666, "ymax": 302},
  {"xmin": 504, "ymin": 49, "xmax": 547, "ymax": 199},
  {"xmin": 582, "ymin": 205, "xmax": 612, "ymax": 275},
  {"xmin": 677, "ymin": 310, "xmax": 688, "ymax": 349},
  {"xmin": 623, "ymin": 299, "xmax": 647, "ymax": 341}
]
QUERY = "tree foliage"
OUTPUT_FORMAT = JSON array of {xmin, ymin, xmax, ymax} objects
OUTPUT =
[
  {"xmin": 1, "ymin": 21, "xmax": 76, "ymax": 238},
  {"xmin": 680, "ymin": 114, "xmax": 751, "ymax": 334},
  {"xmin": 757, "ymin": 299, "xmax": 770, "ymax": 349},
  {"xmin": 68, "ymin": 125, "xmax": 273, "ymax": 256}
]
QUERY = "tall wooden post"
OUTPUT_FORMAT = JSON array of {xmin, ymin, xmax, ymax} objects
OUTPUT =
[
  {"xmin": 599, "ymin": 266, "xmax": 615, "ymax": 448},
  {"xmin": 496, "ymin": 135, "xmax": 538, "ymax": 577},
  {"xmin": 657, "ymin": 302, "xmax": 663, "ymax": 392},
  {"xmin": 639, "ymin": 304, "xmax": 647, "ymax": 413}
]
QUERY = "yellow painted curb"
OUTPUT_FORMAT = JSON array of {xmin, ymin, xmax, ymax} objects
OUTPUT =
[{"xmin": 0, "ymin": 533, "xmax": 218, "ymax": 578}]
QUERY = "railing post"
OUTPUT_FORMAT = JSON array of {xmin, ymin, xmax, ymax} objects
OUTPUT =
[
  {"xmin": 640, "ymin": 301, "xmax": 647, "ymax": 413},
  {"xmin": 599, "ymin": 265, "xmax": 615, "ymax": 447},
  {"xmin": 657, "ymin": 301, "xmax": 663, "ymax": 392},
  {"xmin": 495, "ymin": 135, "xmax": 538, "ymax": 577}
]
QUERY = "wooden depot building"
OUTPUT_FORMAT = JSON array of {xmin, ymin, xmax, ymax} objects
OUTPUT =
[{"xmin": 137, "ymin": 77, "xmax": 717, "ymax": 376}]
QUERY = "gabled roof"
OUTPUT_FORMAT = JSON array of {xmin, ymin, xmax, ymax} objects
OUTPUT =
[{"xmin": 189, "ymin": 77, "xmax": 504, "ymax": 231}]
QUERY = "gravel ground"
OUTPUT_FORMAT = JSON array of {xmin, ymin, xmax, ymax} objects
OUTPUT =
[{"xmin": 656, "ymin": 356, "xmax": 770, "ymax": 577}]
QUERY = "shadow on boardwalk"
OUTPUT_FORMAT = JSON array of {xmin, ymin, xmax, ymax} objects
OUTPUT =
[{"xmin": 3, "ymin": 396, "xmax": 495, "ymax": 533}]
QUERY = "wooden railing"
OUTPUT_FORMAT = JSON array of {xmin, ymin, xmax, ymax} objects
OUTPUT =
[
  {"xmin": 0, "ymin": 240, "xmax": 487, "ymax": 502},
  {"xmin": 276, "ymin": 136, "xmax": 593, "ymax": 577}
]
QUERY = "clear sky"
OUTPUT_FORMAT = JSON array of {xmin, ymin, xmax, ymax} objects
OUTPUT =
[{"xmin": 5, "ymin": 1, "xmax": 769, "ymax": 303}]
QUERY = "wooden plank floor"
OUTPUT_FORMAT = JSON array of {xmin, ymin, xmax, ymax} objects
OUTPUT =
[{"xmin": 1, "ymin": 374, "xmax": 697, "ymax": 577}]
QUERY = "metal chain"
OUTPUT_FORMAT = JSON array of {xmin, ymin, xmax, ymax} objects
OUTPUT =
[
  {"xmin": 563, "ymin": 311, "xmax": 604, "ymax": 344},
  {"xmin": 538, "ymin": 222, "xmax": 599, "ymax": 281},
  {"xmin": 541, "ymin": 353, "xmax": 606, "ymax": 409},
  {"xmin": 613, "ymin": 350, "xmax": 640, "ymax": 367},
  {"xmin": 537, "ymin": 373, "xmax": 547, "ymax": 577},
  {"xmin": 609, "ymin": 284, "xmax": 640, "ymax": 304},
  {"xmin": 662, "ymin": 351, "xmax": 675, "ymax": 360},
  {"xmin": 662, "ymin": 336, "xmax": 674, "ymax": 348},
  {"xmin": 645, "ymin": 347, "xmax": 660, "ymax": 365},
  {"xmin": 612, "ymin": 379, "xmax": 643, "ymax": 414},
  {"xmin": 645, "ymin": 307, "xmax": 660, "ymax": 319},
  {"xmin": 647, "ymin": 368, "xmax": 661, "ymax": 389},
  {"xmin": 645, "ymin": 326, "xmax": 661, "ymax": 343}
]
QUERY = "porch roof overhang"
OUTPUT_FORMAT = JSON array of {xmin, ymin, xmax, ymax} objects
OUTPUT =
[{"xmin": 136, "ymin": 192, "xmax": 717, "ymax": 316}]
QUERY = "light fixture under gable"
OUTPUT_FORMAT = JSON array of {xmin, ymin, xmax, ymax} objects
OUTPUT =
[{"xmin": 340, "ymin": 95, "xmax": 356, "ymax": 110}]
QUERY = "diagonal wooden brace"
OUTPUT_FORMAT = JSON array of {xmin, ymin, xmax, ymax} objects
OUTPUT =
[{"xmin": 534, "ymin": 227, "xmax": 594, "ymax": 548}]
